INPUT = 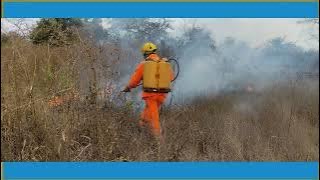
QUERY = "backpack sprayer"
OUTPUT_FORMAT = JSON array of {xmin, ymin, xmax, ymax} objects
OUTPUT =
[
  {"xmin": 122, "ymin": 57, "xmax": 180, "ymax": 92},
  {"xmin": 120, "ymin": 57, "xmax": 180, "ymax": 110},
  {"xmin": 142, "ymin": 57, "xmax": 179, "ymax": 92}
]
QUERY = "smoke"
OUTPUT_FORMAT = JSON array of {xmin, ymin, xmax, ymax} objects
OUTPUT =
[
  {"xmin": 172, "ymin": 34, "xmax": 318, "ymax": 103},
  {"xmin": 90, "ymin": 18, "xmax": 319, "ymax": 106}
]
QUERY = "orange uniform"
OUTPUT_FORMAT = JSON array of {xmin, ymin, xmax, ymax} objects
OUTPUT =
[{"xmin": 127, "ymin": 53, "xmax": 174, "ymax": 136}]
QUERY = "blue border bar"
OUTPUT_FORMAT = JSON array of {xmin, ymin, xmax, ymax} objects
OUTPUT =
[
  {"xmin": 3, "ymin": 2, "xmax": 319, "ymax": 18},
  {"xmin": 3, "ymin": 162, "xmax": 319, "ymax": 179}
]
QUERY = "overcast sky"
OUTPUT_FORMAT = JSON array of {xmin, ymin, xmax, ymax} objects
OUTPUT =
[
  {"xmin": 169, "ymin": 18, "xmax": 318, "ymax": 50},
  {"xmin": 2, "ymin": 18, "xmax": 319, "ymax": 50}
]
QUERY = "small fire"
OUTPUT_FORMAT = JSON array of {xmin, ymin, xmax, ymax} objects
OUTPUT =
[
  {"xmin": 48, "ymin": 96, "xmax": 64, "ymax": 107},
  {"xmin": 48, "ymin": 84, "xmax": 116, "ymax": 107},
  {"xmin": 48, "ymin": 92, "xmax": 79, "ymax": 107}
]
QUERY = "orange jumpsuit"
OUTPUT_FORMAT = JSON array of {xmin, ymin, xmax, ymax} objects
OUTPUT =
[{"xmin": 127, "ymin": 54, "xmax": 174, "ymax": 136}]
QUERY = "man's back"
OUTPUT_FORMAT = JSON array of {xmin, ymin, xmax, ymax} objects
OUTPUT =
[{"xmin": 128, "ymin": 53, "xmax": 174, "ymax": 98}]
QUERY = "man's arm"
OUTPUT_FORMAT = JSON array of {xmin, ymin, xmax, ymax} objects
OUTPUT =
[{"xmin": 127, "ymin": 62, "xmax": 144, "ymax": 89}]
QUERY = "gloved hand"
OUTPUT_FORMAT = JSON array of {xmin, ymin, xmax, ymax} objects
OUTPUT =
[{"xmin": 122, "ymin": 86, "xmax": 130, "ymax": 92}]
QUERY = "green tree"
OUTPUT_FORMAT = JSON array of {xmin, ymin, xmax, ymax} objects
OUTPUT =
[{"xmin": 30, "ymin": 18, "xmax": 82, "ymax": 46}]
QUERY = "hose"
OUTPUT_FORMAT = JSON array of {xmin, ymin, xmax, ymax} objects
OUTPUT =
[
  {"xmin": 166, "ymin": 57, "xmax": 180, "ymax": 108},
  {"xmin": 168, "ymin": 58, "xmax": 180, "ymax": 82}
]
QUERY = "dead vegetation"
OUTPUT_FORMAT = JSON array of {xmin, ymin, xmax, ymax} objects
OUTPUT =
[{"xmin": 1, "ymin": 30, "xmax": 319, "ymax": 162}]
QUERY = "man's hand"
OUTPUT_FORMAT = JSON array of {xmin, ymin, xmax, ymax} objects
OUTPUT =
[{"xmin": 122, "ymin": 86, "xmax": 130, "ymax": 92}]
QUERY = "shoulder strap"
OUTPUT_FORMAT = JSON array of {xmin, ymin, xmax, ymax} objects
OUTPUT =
[
  {"xmin": 145, "ymin": 57, "xmax": 153, "ymax": 61},
  {"xmin": 161, "ymin": 57, "xmax": 169, "ymax": 62}
]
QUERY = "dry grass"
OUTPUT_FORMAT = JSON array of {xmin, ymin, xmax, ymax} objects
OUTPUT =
[
  {"xmin": 1, "ymin": 36, "xmax": 319, "ymax": 161},
  {"xmin": 162, "ymin": 81, "xmax": 319, "ymax": 161}
]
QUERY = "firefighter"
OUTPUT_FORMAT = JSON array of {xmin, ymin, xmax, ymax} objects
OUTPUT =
[{"xmin": 123, "ymin": 42, "xmax": 174, "ymax": 137}]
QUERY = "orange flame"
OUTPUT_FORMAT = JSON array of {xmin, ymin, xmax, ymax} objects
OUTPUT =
[{"xmin": 48, "ymin": 92, "xmax": 79, "ymax": 107}]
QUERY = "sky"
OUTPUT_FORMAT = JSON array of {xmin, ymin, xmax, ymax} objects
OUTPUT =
[
  {"xmin": 1, "ymin": 18, "xmax": 319, "ymax": 50},
  {"xmin": 169, "ymin": 18, "xmax": 319, "ymax": 50}
]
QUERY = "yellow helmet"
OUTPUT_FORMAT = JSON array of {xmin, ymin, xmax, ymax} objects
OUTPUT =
[{"xmin": 141, "ymin": 42, "xmax": 157, "ymax": 55}]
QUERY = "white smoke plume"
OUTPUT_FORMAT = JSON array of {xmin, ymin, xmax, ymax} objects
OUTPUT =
[{"xmin": 101, "ymin": 18, "xmax": 319, "ymax": 106}]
